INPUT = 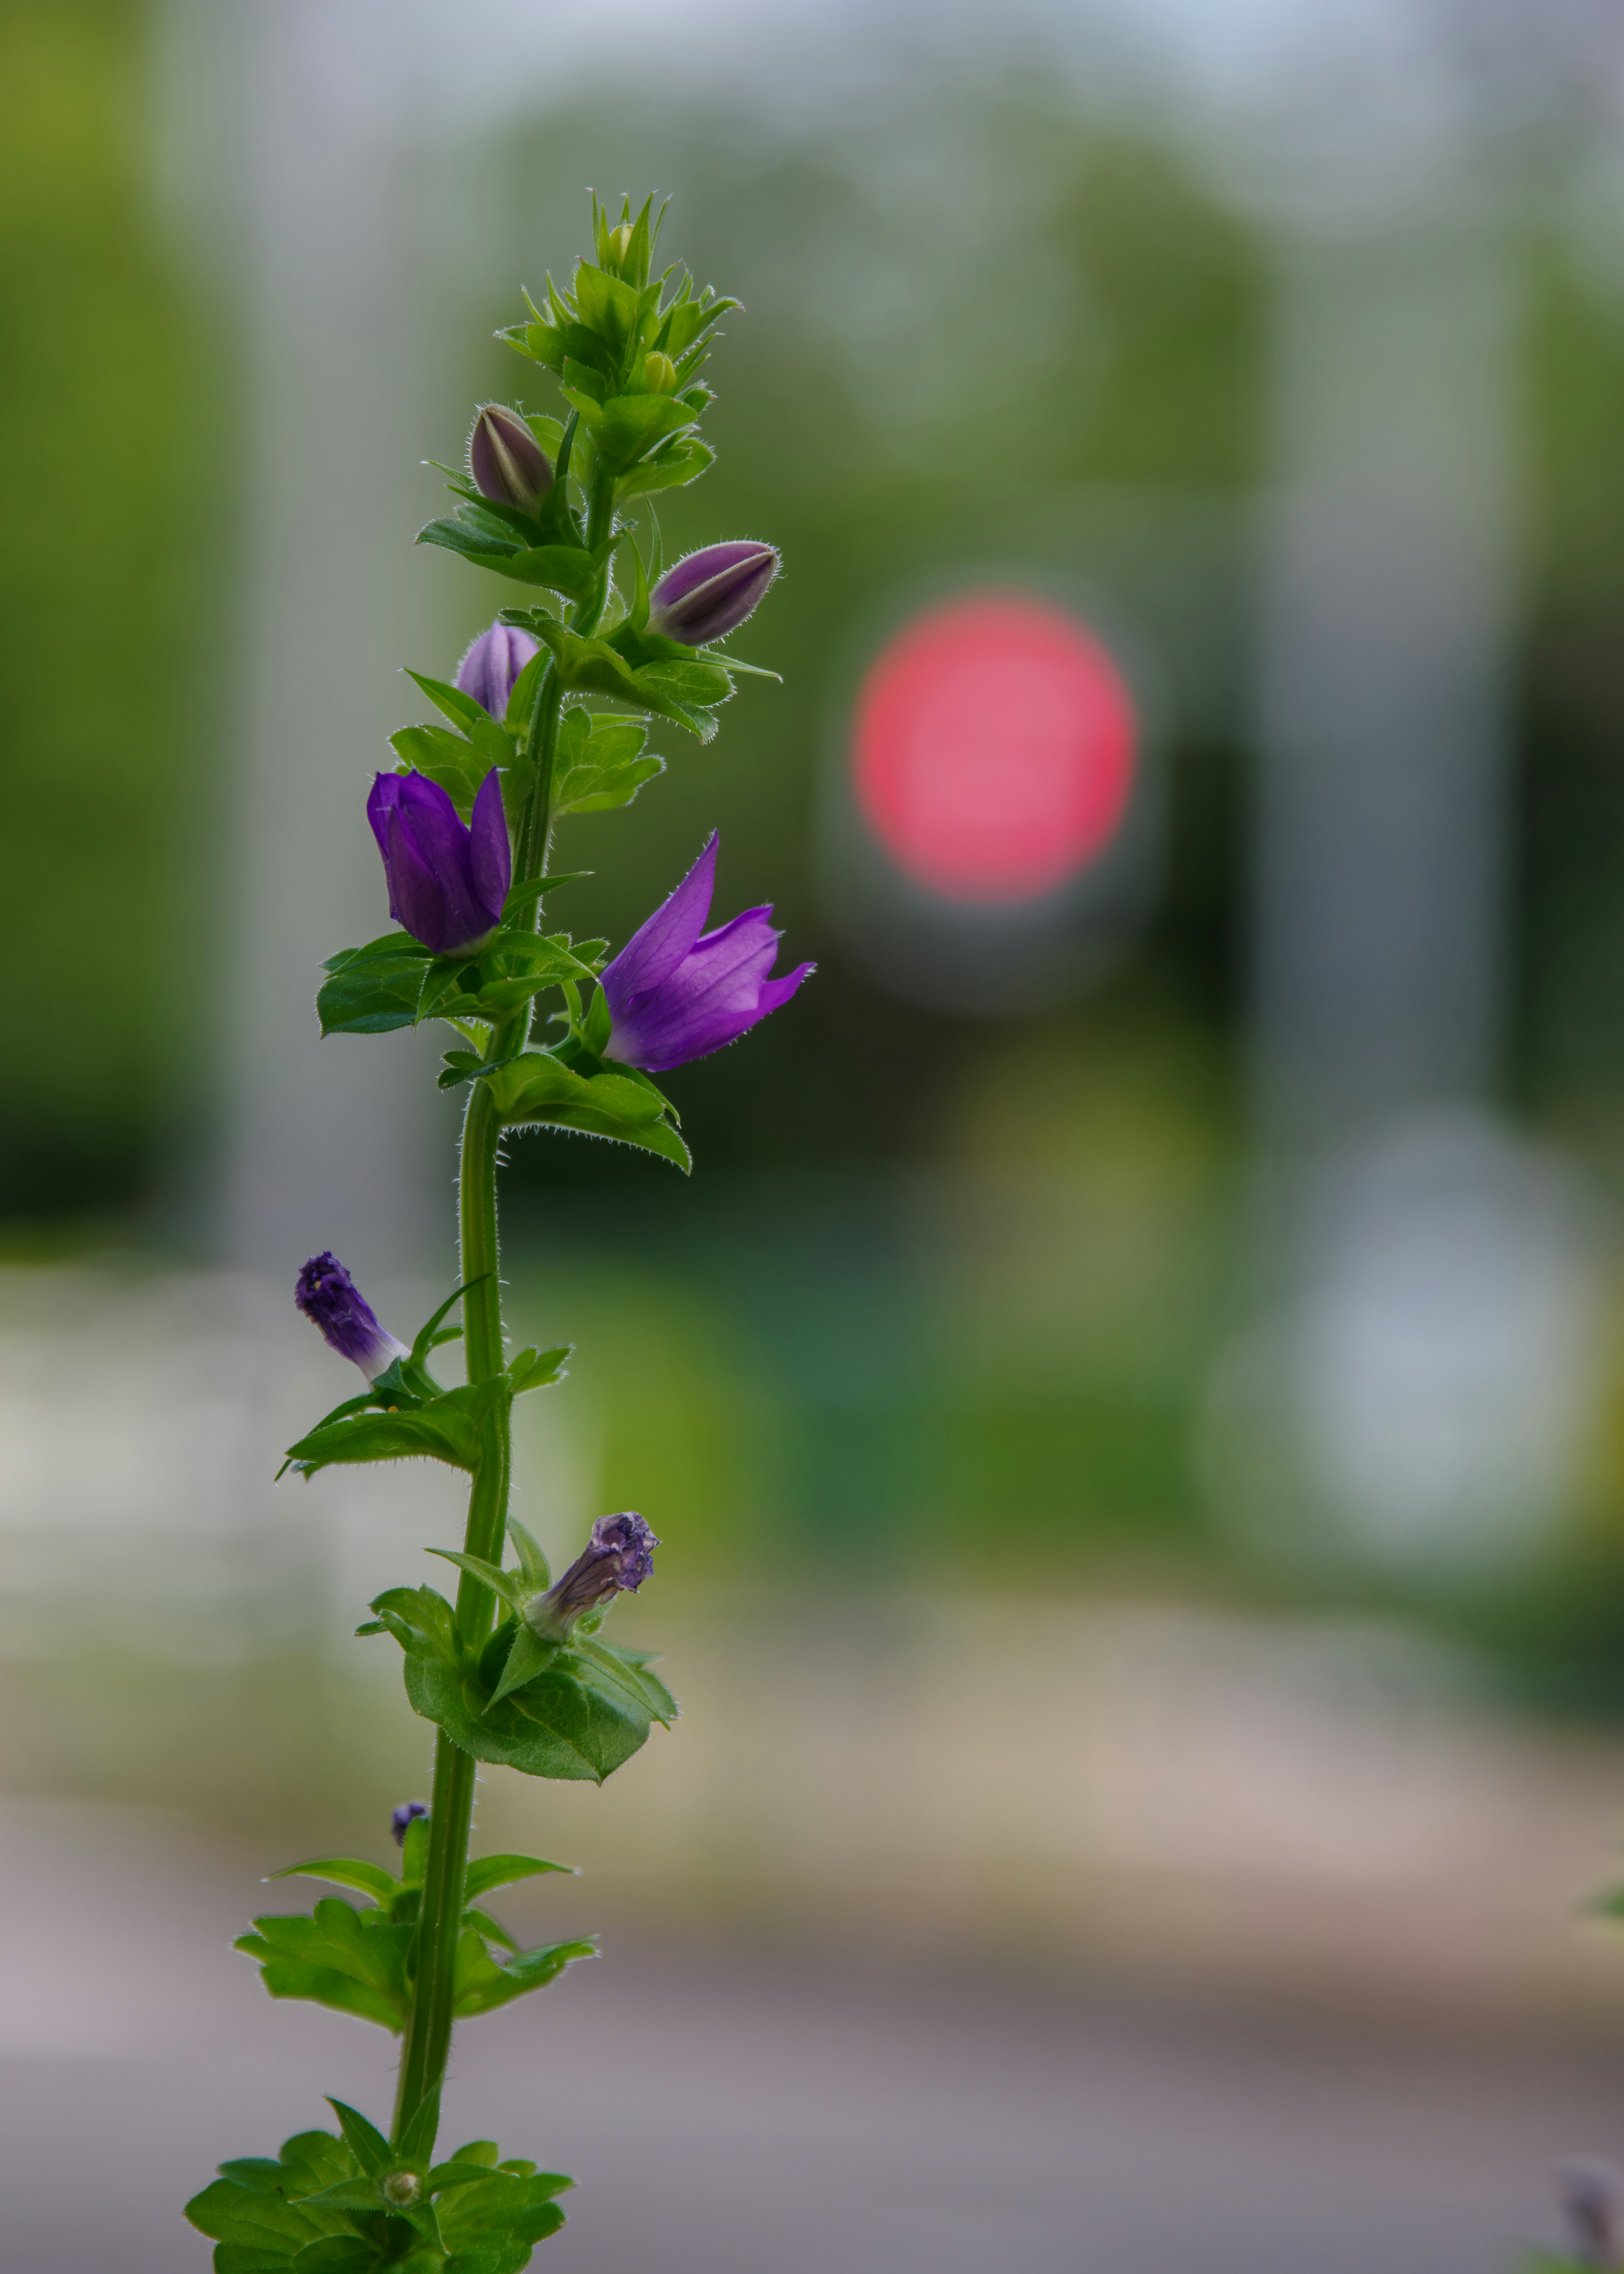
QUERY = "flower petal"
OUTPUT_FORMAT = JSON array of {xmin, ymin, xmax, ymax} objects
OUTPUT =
[
  {"xmin": 601, "ymin": 834, "xmax": 719, "ymax": 1007},
  {"xmin": 467, "ymin": 768, "xmax": 512, "ymax": 916}
]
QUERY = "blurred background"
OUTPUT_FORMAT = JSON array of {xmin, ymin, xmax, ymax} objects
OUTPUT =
[{"xmin": 11, "ymin": 0, "xmax": 1624, "ymax": 2265}]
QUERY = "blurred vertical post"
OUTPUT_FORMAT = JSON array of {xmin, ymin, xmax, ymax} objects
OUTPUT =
[
  {"xmin": 152, "ymin": 0, "xmax": 446, "ymax": 1275},
  {"xmin": 1252, "ymin": 213, "xmax": 1519, "ymax": 1145}
]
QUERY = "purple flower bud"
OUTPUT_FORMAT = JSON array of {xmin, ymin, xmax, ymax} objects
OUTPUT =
[
  {"xmin": 366, "ymin": 769, "xmax": 510, "ymax": 957},
  {"xmin": 296, "ymin": 1252, "xmax": 408, "ymax": 1381},
  {"xmin": 1562, "ymin": 2162, "xmax": 1624, "ymax": 2268},
  {"xmin": 390, "ymin": 1800, "xmax": 428, "ymax": 1847},
  {"xmin": 456, "ymin": 622, "xmax": 539, "ymax": 719},
  {"xmin": 527, "ymin": 1513, "xmax": 660, "ymax": 1641},
  {"xmin": 469, "ymin": 404, "xmax": 553, "ymax": 513},
  {"xmin": 601, "ymin": 834, "xmax": 812, "ymax": 1074},
  {"xmin": 646, "ymin": 541, "xmax": 779, "ymax": 646}
]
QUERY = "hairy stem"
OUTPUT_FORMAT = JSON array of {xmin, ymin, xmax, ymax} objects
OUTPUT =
[
  {"xmin": 392, "ymin": 1016, "xmax": 521, "ymax": 2144},
  {"xmin": 393, "ymin": 464, "xmax": 620, "ymax": 2146}
]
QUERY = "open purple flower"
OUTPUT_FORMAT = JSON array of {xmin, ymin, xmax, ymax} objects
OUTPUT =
[
  {"xmin": 367, "ymin": 769, "xmax": 510, "ymax": 957},
  {"xmin": 456, "ymin": 622, "xmax": 538, "ymax": 719},
  {"xmin": 600, "ymin": 835, "xmax": 813, "ymax": 1074},
  {"xmin": 646, "ymin": 541, "xmax": 779, "ymax": 645},
  {"xmin": 296, "ymin": 1252, "xmax": 408, "ymax": 1381},
  {"xmin": 527, "ymin": 1513, "xmax": 660, "ymax": 1641}
]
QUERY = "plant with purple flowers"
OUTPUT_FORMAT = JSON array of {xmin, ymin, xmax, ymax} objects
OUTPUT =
[{"xmin": 186, "ymin": 195, "xmax": 809, "ymax": 2274}]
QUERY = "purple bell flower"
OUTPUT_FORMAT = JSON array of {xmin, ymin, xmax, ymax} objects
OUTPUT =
[
  {"xmin": 646, "ymin": 541, "xmax": 779, "ymax": 645},
  {"xmin": 456, "ymin": 622, "xmax": 539, "ymax": 719},
  {"xmin": 469, "ymin": 404, "xmax": 552, "ymax": 513},
  {"xmin": 527, "ymin": 1513, "xmax": 660, "ymax": 1642},
  {"xmin": 600, "ymin": 834, "xmax": 813, "ymax": 1074},
  {"xmin": 367, "ymin": 769, "xmax": 510, "ymax": 957},
  {"xmin": 296, "ymin": 1252, "xmax": 408, "ymax": 1381},
  {"xmin": 390, "ymin": 1800, "xmax": 428, "ymax": 1847}
]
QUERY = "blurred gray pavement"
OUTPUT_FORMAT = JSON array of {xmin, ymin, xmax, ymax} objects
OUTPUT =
[{"xmin": 0, "ymin": 1803, "xmax": 1617, "ymax": 2271}]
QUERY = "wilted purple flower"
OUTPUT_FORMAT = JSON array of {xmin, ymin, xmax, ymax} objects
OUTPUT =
[
  {"xmin": 646, "ymin": 541, "xmax": 779, "ymax": 645},
  {"xmin": 469, "ymin": 404, "xmax": 552, "ymax": 513},
  {"xmin": 296, "ymin": 1252, "xmax": 408, "ymax": 1381},
  {"xmin": 390, "ymin": 1800, "xmax": 428, "ymax": 1847},
  {"xmin": 367, "ymin": 770, "xmax": 510, "ymax": 957},
  {"xmin": 527, "ymin": 1513, "xmax": 660, "ymax": 1641},
  {"xmin": 600, "ymin": 834, "xmax": 812, "ymax": 1074},
  {"xmin": 456, "ymin": 622, "xmax": 539, "ymax": 719},
  {"xmin": 1562, "ymin": 2162, "xmax": 1624, "ymax": 2268}
]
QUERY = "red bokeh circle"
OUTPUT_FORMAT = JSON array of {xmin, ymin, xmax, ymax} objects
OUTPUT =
[{"xmin": 852, "ymin": 592, "xmax": 1138, "ymax": 905}]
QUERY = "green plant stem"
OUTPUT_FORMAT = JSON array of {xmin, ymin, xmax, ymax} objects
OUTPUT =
[
  {"xmin": 393, "ymin": 464, "xmax": 620, "ymax": 2146},
  {"xmin": 392, "ymin": 1012, "xmax": 522, "ymax": 2145},
  {"xmin": 516, "ymin": 466, "xmax": 618, "ymax": 895}
]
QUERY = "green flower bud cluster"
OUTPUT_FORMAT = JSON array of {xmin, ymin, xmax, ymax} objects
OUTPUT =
[{"xmin": 497, "ymin": 192, "xmax": 736, "ymax": 495}]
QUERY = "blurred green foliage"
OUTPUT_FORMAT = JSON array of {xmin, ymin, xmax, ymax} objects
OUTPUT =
[{"xmin": 0, "ymin": 0, "xmax": 219, "ymax": 1221}]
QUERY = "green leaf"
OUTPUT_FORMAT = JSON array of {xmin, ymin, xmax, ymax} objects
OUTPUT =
[
  {"xmin": 463, "ymin": 1853, "xmax": 574, "ymax": 1901},
  {"xmin": 500, "ymin": 613, "xmax": 721, "ymax": 740},
  {"xmin": 616, "ymin": 433, "xmax": 716, "ymax": 500},
  {"xmin": 327, "ymin": 2101, "xmax": 392, "ymax": 2178},
  {"xmin": 388, "ymin": 726, "xmax": 498, "ymax": 822},
  {"xmin": 417, "ymin": 931, "xmax": 600, "ymax": 1024},
  {"xmin": 397, "ymin": 2087, "xmax": 442, "ymax": 2173},
  {"xmin": 317, "ymin": 934, "xmax": 435, "ymax": 1038},
  {"xmin": 503, "ymin": 1518, "xmax": 551, "ymax": 1594},
  {"xmin": 499, "ymin": 871, "xmax": 590, "ymax": 923},
  {"xmin": 486, "ymin": 1620, "xmax": 557, "ymax": 1709},
  {"xmin": 487, "ymin": 1051, "xmax": 689, "ymax": 1171},
  {"xmin": 403, "ymin": 1629, "xmax": 673, "ymax": 1783},
  {"xmin": 415, "ymin": 512, "xmax": 604, "ymax": 603},
  {"xmin": 571, "ymin": 260, "xmax": 642, "ymax": 350},
  {"xmin": 453, "ymin": 1934, "xmax": 596, "ymax": 2020},
  {"xmin": 552, "ymin": 710, "xmax": 665, "ymax": 815},
  {"xmin": 463, "ymin": 1905, "xmax": 523, "ymax": 1956},
  {"xmin": 283, "ymin": 1377, "xmax": 509, "ymax": 1479},
  {"xmin": 426, "ymin": 1549, "xmax": 526, "ymax": 1613},
  {"xmin": 186, "ymin": 2129, "xmax": 361, "ymax": 2265},
  {"xmin": 271, "ymin": 1857, "xmax": 398, "ymax": 1905},
  {"xmin": 400, "ymin": 1810, "xmax": 431, "ymax": 1884},
  {"xmin": 239, "ymin": 1902, "xmax": 415, "ymax": 2033},
  {"xmin": 507, "ymin": 1344, "xmax": 571, "ymax": 1395},
  {"xmin": 404, "ymin": 668, "xmax": 490, "ymax": 736},
  {"xmin": 367, "ymin": 1585, "xmax": 462, "ymax": 1670}
]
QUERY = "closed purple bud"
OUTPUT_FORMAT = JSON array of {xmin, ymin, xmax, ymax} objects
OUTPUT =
[
  {"xmin": 601, "ymin": 834, "xmax": 813, "ymax": 1074},
  {"xmin": 390, "ymin": 1800, "xmax": 428, "ymax": 1846},
  {"xmin": 296, "ymin": 1252, "xmax": 408, "ymax": 1381},
  {"xmin": 366, "ymin": 769, "xmax": 510, "ymax": 957},
  {"xmin": 1562, "ymin": 2162, "xmax": 1624, "ymax": 2268},
  {"xmin": 456, "ymin": 622, "xmax": 539, "ymax": 719},
  {"xmin": 646, "ymin": 541, "xmax": 779, "ymax": 646},
  {"xmin": 470, "ymin": 405, "xmax": 552, "ymax": 513},
  {"xmin": 527, "ymin": 1513, "xmax": 660, "ymax": 1641}
]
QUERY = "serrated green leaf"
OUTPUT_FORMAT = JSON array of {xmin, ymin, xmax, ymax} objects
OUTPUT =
[
  {"xmin": 403, "ymin": 1632, "xmax": 666, "ymax": 1783},
  {"xmin": 464, "ymin": 1853, "xmax": 574, "ymax": 1900},
  {"xmin": 486, "ymin": 1051, "xmax": 688, "ymax": 1169},
  {"xmin": 283, "ymin": 1377, "xmax": 508, "ymax": 1480},
  {"xmin": 317, "ymin": 934, "xmax": 435, "ymax": 1037}
]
